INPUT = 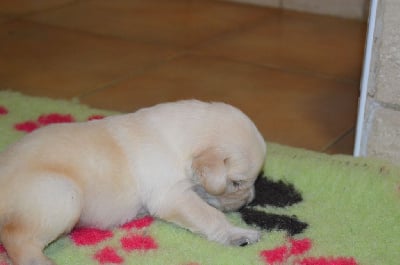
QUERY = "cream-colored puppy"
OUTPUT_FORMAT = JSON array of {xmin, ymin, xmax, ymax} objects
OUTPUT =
[{"xmin": 0, "ymin": 100, "xmax": 266, "ymax": 265}]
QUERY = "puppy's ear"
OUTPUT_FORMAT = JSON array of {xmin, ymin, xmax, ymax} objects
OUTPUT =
[{"xmin": 192, "ymin": 147, "xmax": 227, "ymax": 195}]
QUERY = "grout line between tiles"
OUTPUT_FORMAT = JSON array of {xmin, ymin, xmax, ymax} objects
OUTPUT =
[
  {"xmin": 15, "ymin": 7, "xmax": 362, "ymax": 87},
  {"xmin": 15, "ymin": 17, "xmax": 170, "ymax": 48},
  {"xmin": 78, "ymin": 47, "xmax": 360, "ymax": 101},
  {"xmin": 77, "ymin": 51, "xmax": 191, "ymax": 100},
  {"xmin": 188, "ymin": 52, "xmax": 361, "ymax": 85},
  {"xmin": 19, "ymin": 2, "xmax": 277, "ymax": 51},
  {"xmin": 321, "ymin": 127, "xmax": 355, "ymax": 152},
  {"xmin": 185, "ymin": 11, "xmax": 277, "ymax": 51},
  {"xmin": 0, "ymin": 0, "xmax": 80, "ymax": 20}
]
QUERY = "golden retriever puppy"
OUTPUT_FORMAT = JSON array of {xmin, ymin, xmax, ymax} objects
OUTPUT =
[{"xmin": 0, "ymin": 100, "xmax": 266, "ymax": 265}]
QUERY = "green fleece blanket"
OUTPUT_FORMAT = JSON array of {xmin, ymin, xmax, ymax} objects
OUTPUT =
[{"xmin": 0, "ymin": 91, "xmax": 399, "ymax": 265}]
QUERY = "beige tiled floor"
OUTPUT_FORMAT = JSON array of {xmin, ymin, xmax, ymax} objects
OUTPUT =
[{"xmin": 0, "ymin": 0, "xmax": 367, "ymax": 154}]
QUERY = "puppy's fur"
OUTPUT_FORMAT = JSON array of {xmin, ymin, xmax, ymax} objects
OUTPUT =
[{"xmin": 0, "ymin": 100, "xmax": 266, "ymax": 265}]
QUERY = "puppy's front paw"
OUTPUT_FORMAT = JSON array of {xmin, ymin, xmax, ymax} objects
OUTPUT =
[{"xmin": 227, "ymin": 227, "xmax": 261, "ymax": 247}]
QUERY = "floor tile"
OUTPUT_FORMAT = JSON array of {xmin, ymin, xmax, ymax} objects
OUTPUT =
[
  {"xmin": 27, "ymin": 0, "xmax": 271, "ymax": 48},
  {"xmin": 196, "ymin": 10, "xmax": 366, "ymax": 81},
  {"xmin": 81, "ymin": 54, "xmax": 359, "ymax": 151},
  {"xmin": 0, "ymin": 20, "xmax": 175, "ymax": 99},
  {"xmin": 0, "ymin": 1, "xmax": 363, "ymax": 155},
  {"xmin": 0, "ymin": 0, "xmax": 74, "ymax": 16},
  {"xmin": 0, "ymin": 16, "xmax": 8, "ymax": 24}
]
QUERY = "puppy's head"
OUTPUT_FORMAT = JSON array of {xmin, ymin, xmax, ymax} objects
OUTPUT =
[
  {"xmin": 191, "ymin": 145, "xmax": 265, "ymax": 212},
  {"xmin": 191, "ymin": 103, "xmax": 266, "ymax": 212}
]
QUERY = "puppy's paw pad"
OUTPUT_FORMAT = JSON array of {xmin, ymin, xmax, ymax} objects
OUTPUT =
[
  {"xmin": 228, "ymin": 228, "xmax": 260, "ymax": 246},
  {"xmin": 231, "ymin": 237, "xmax": 251, "ymax": 247}
]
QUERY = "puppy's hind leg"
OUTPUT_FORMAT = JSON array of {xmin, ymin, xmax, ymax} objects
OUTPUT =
[
  {"xmin": 1, "ymin": 222, "xmax": 55, "ymax": 265},
  {"xmin": 0, "ymin": 176, "xmax": 82, "ymax": 265}
]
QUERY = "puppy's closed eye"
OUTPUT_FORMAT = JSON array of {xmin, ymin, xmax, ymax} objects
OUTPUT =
[
  {"xmin": 232, "ymin": 180, "xmax": 242, "ymax": 188},
  {"xmin": 231, "ymin": 177, "xmax": 252, "ymax": 188}
]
